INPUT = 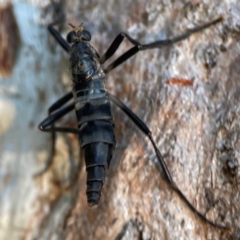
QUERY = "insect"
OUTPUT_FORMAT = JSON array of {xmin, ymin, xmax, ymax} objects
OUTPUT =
[{"xmin": 37, "ymin": 16, "xmax": 231, "ymax": 231}]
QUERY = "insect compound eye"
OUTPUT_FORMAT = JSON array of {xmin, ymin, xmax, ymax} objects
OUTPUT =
[
  {"xmin": 67, "ymin": 31, "xmax": 76, "ymax": 43},
  {"xmin": 82, "ymin": 30, "xmax": 91, "ymax": 41}
]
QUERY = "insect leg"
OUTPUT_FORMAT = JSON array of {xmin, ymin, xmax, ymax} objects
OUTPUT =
[
  {"xmin": 38, "ymin": 103, "xmax": 76, "ymax": 132},
  {"xmin": 103, "ymin": 17, "xmax": 223, "ymax": 74},
  {"xmin": 48, "ymin": 92, "xmax": 73, "ymax": 113},
  {"xmin": 34, "ymin": 93, "xmax": 75, "ymax": 177},
  {"xmin": 48, "ymin": 22, "xmax": 70, "ymax": 53},
  {"xmin": 100, "ymin": 33, "xmax": 140, "ymax": 64},
  {"xmin": 108, "ymin": 93, "xmax": 231, "ymax": 231}
]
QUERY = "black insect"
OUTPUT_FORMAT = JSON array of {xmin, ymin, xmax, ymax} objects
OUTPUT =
[{"xmin": 37, "ymin": 17, "xmax": 231, "ymax": 231}]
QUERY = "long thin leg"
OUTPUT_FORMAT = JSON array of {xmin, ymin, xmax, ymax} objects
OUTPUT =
[
  {"xmin": 48, "ymin": 21, "xmax": 70, "ymax": 53},
  {"xmin": 102, "ymin": 17, "xmax": 223, "ymax": 74},
  {"xmin": 39, "ymin": 103, "xmax": 75, "ymax": 131},
  {"xmin": 48, "ymin": 92, "xmax": 73, "ymax": 113},
  {"xmin": 34, "ymin": 94, "xmax": 75, "ymax": 177},
  {"xmin": 108, "ymin": 93, "xmax": 231, "ymax": 231}
]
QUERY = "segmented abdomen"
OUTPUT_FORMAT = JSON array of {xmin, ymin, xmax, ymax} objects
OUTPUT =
[{"xmin": 72, "ymin": 79, "xmax": 115, "ymax": 206}]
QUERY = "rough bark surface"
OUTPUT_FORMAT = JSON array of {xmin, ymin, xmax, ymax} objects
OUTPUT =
[{"xmin": 1, "ymin": 0, "xmax": 240, "ymax": 240}]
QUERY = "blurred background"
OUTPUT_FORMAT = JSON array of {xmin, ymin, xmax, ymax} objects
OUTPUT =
[{"xmin": 0, "ymin": 0, "xmax": 240, "ymax": 239}]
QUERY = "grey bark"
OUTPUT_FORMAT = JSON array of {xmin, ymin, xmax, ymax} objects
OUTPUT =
[{"xmin": 0, "ymin": 0, "xmax": 240, "ymax": 239}]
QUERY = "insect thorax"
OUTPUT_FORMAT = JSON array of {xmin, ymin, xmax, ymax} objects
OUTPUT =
[{"xmin": 69, "ymin": 41, "xmax": 105, "ymax": 83}]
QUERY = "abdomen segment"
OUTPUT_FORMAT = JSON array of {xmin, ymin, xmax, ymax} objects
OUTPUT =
[
  {"xmin": 83, "ymin": 139, "xmax": 114, "ymax": 206},
  {"xmin": 73, "ymin": 79, "xmax": 115, "ymax": 206}
]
